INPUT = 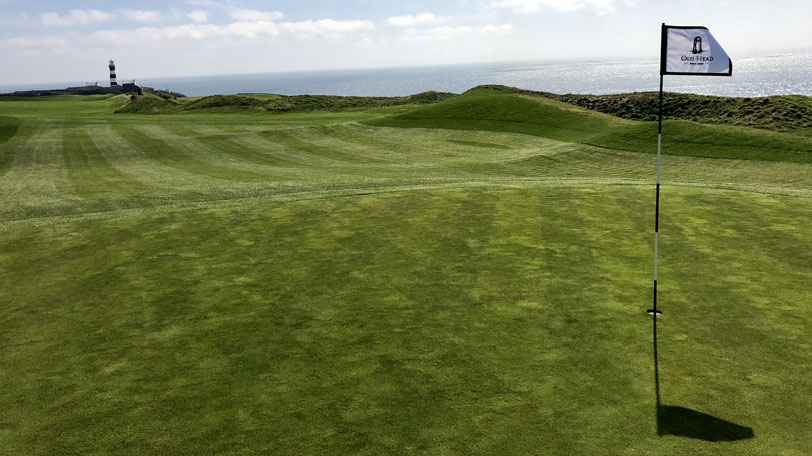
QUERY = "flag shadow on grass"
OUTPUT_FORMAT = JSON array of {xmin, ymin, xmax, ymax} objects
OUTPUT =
[
  {"xmin": 657, "ymin": 405, "xmax": 754, "ymax": 441},
  {"xmin": 652, "ymin": 316, "xmax": 754, "ymax": 442}
]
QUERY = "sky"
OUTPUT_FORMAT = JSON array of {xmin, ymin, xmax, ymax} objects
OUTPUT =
[{"xmin": 1, "ymin": 0, "xmax": 810, "ymax": 85}]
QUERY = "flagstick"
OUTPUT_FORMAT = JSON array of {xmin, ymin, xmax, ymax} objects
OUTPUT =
[
  {"xmin": 651, "ymin": 22, "xmax": 731, "ymax": 434},
  {"xmin": 649, "ymin": 23, "xmax": 666, "ymax": 323},
  {"xmin": 652, "ymin": 73, "xmax": 664, "ymax": 412},
  {"xmin": 654, "ymin": 73, "xmax": 663, "ymax": 320}
]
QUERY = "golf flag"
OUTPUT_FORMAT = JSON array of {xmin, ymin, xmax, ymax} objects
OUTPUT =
[{"xmin": 661, "ymin": 25, "xmax": 732, "ymax": 76}]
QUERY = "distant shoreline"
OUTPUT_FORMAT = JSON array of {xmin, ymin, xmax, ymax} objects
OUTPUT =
[{"xmin": 2, "ymin": 50, "xmax": 811, "ymax": 98}]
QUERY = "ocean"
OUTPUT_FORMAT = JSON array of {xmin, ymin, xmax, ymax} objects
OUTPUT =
[{"xmin": 3, "ymin": 49, "xmax": 811, "ymax": 98}]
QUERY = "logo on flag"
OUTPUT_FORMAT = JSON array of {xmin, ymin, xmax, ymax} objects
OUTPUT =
[
  {"xmin": 661, "ymin": 25, "xmax": 732, "ymax": 76},
  {"xmin": 691, "ymin": 37, "xmax": 704, "ymax": 54}
]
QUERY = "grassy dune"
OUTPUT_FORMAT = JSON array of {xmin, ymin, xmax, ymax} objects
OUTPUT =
[
  {"xmin": 369, "ymin": 86, "xmax": 812, "ymax": 162},
  {"xmin": 0, "ymin": 90, "xmax": 810, "ymax": 455}
]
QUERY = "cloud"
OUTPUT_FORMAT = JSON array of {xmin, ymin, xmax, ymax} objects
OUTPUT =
[
  {"xmin": 187, "ymin": 10, "xmax": 210, "ymax": 23},
  {"xmin": 4, "ymin": 36, "xmax": 70, "ymax": 47},
  {"xmin": 229, "ymin": 9, "xmax": 284, "ymax": 21},
  {"xmin": 91, "ymin": 21, "xmax": 280, "ymax": 43},
  {"xmin": 89, "ymin": 18, "xmax": 372, "ymax": 44},
  {"xmin": 122, "ymin": 9, "xmax": 163, "ymax": 22},
  {"xmin": 387, "ymin": 12, "xmax": 437, "ymax": 27},
  {"xmin": 493, "ymin": 0, "xmax": 616, "ymax": 14},
  {"xmin": 165, "ymin": 8, "xmax": 210, "ymax": 23},
  {"xmin": 40, "ymin": 9, "xmax": 115, "ymax": 26},
  {"xmin": 281, "ymin": 19, "xmax": 374, "ymax": 36},
  {"xmin": 0, "ymin": 12, "xmax": 31, "ymax": 25},
  {"xmin": 185, "ymin": 0, "xmax": 222, "ymax": 7},
  {"xmin": 401, "ymin": 24, "xmax": 512, "ymax": 42},
  {"xmin": 478, "ymin": 24, "xmax": 514, "ymax": 33}
]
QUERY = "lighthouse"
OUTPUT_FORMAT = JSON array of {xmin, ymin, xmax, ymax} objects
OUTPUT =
[
  {"xmin": 692, "ymin": 36, "xmax": 704, "ymax": 54},
  {"xmin": 109, "ymin": 60, "xmax": 117, "ymax": 87}
]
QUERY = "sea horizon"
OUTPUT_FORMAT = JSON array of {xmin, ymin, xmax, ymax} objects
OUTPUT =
[{"xmin": 3, "ymin": 48, "xmax": 811, "ymax": 98}]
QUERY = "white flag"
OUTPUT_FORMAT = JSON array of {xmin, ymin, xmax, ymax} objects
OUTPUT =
[{"xmin": 661, "ymin": 25, "xmax": 732, "ymax": 76}]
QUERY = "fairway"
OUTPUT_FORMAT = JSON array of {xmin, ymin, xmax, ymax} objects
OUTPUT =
[{"xmin": 0, "ymin": 90, "xmax": 810, "ymax": 454}]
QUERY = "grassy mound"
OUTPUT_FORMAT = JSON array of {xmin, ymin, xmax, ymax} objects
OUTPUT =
[
  {"xmin": 368, "ymin": 86, "xmax": 812, "ymax": 163},
  {"xmin": 114, "ymin": 93, "xmax": 181, "ymax": 114},
  {"xmin": 466, "ymin": 85, "xmax": 812, "ymax": 132},
  {"xmin": 115, "ymin": 91, "xmax": 457, "ymax": 114},
  {"xmin": 557, "ymin": 92, "xmax": 812, "ymax": 131}
]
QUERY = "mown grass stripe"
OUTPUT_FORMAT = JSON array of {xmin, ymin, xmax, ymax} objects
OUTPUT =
[
  {"xmin": 114, "ymin": 124, "xmax": 267, "ymax": 182},
  {"xmin": 0, "ymin": 120, "xmax": 25, "ymax": 179},
  {"xmin": 0, "ymin": 121, "xmax": 75, "ymax": 221},
  {"xmin": 230, "ymin": 131, "xmax": 333, "ymax": 166},
  {"xmin": 88, "ymin": 122, "xmax": 212, "ymax": 195},
  {"xmin": 61, "ymin": 123, "xmax": 154, "ymax": 205},
  {"xmin": 259, "ymin": 127, "xmax": 384, "ymax": 165},
  {"xmin": 182, "ymin": 124, "xmax": 302, "ymax": 169},
  {"xmin": 137, "ymin": 123, "xmax": 276, "ymax": 173}
]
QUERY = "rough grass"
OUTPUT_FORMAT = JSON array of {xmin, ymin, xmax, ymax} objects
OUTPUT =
[
  {"xmin": 114, "ymin": 91, "xmax": 458, "ymax": 114},
  {"xmin": 0, "ymin": 93, "xmax": 811, "ymax": 455},
  {"xmin": 557, "ymin": 91, "xmax": 812, "ymax": 131}
]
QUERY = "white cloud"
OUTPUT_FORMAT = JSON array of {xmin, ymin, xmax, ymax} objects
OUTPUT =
[
  {"xmin": 4, "ymin": 36, "xmax": 70, "ymax": 47},
  {"xmin": 89, "ymin": 18, "xmax": 373, "ymax": 44},
  {"xmin": 40, "ymin": 9, "xmax": 115, "ymax": 27},
  {"xmin": 229, "ymin": 9, "xmax": 284, "ymax": 21},
  {"xmin": 185, "ymin": 0, "xmax": 222, "ymax": 7},
  {"xmin": 477, "ymin": 24, "xmax": 514, "ymax": 33},
  {"xmin": 91, "ymin": 21, "xmax": 281, "ymax": 43},
  {"xmin": 493, "ymin": 0, "xmax": 616, "ymax": 14},
  {"xmin": 165, "ymin": 8, "xmax": 210, "ymax": 23},
  {"xmin": 387, "ymin": 12, "xmax": 437, "ymax": 27},
  {"xmin": 0, "ymin": 12, "xmax": 30, "ymax": 25},
  {"xmin": 187, "ymin": 10, "xmax": 210, "ymax": 23},
  {"xmin": 280, "ymin": 19, "xmax": 374, "ymax": 36},
  {"xmin": 401, "ymin": 24, "xmax": 512, "ymax": 42},
  {"xmin": 122, "ymin": 9, "xmax": 163, "ymax": 22}
]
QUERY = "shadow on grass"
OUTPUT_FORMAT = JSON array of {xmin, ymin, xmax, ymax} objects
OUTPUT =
[
  {"xmin": 657, "ymin": 405, "xmax": 754, "ymax": 442},
  {"xmin": 652, "ymin": 314, "xmax": 754, "ymax": 442}
]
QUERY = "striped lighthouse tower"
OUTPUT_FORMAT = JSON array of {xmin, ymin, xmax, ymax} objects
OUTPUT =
[{"xmin": 109, "ymin": 60, "xmax": 117, "ymax": 87}]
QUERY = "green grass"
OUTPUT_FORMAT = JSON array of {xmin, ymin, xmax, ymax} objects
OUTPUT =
[
  {"xmin": 0, "ymin": 90, "xmax": 811, "ymax": 455},
  {"xmin": 368, "ymin": 86, "xmax": 812, "ymax": 163},
  {"xmin": 0, "ymin": 116, "xmax": 22, "ymax": 172},
  {"xmin": 463, "ymin": 84, "xmax": 812, "ymax": 131},
  {"xmin": 0, "ymin": 116, "xmax": 21, "ymax": 144}
]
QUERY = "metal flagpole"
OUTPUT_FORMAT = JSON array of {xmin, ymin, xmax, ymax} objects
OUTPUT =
[
  {"xmin": 651, "ymin": 72, "xmax": 664, "ymax": 415},
  {"xmin": 649, "ymin": 25, "xmax": 666, "ymax": 423},
  {"xmin": 653, "ymin": 74, "xmax": 663, "ymax": 319},
  {"xmin": 649, "ymin": 24, "xmax": 665, "ymax": 322}
]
